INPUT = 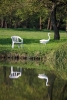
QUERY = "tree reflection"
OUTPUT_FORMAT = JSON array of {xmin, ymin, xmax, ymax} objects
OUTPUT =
[
  {"xmin": 59, "ymin": 81, "xmax": 67, "ymax": 100},
  {"xmin": 0, "ymin": 66, "xmax": 67, "ymax": 100},
  {"xmin": 3, "ymin": 66, "xmax": 7, "ymax": 84},
  {"xmin": 48, "ymin": 73, "xmax": 56, "ymax": 100}
]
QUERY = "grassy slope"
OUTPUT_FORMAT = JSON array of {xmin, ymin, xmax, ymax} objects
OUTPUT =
[
  {"xmin": 0, "ymin": 28, "xmax": 67, "ymax": 69},
  {"xmin": 0, "ymin": 28, "xmax": 67, "ymax": 74},
  {"xmin": 0, "ymin": 29, "xmax": 67, "ymax": 52},
  {"xmin": 0, "ymin": 28, "xmax": 67, "ymax": 55}
]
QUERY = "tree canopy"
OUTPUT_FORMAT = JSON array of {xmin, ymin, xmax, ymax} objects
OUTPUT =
[{"xmin": 0, "ymin": 0, "xmax": 67, "ymax": 39}]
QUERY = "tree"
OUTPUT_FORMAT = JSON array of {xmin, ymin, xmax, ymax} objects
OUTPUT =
[
  {"xmin": 50, "ymin": 1, "xmax": 60, "ymax": 40},
  {"xmin": 59, "ymin": 81, "xmax": 67, "ymax": 100},
  {"xmin": 50, "ymin": 0, "xmax": 67, "ymax": 40},
  {"xmin": 0, "ymin": 0, "xmax": 67, "ymax": 36}
]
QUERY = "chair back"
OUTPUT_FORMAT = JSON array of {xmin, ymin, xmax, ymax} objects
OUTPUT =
[
  {"xmin": 9, "ymin": 66, "xmax": 22, "ymax": 79},
  {"xmin": 11, "ymin": 36, "xmax": 23, "ymax": 43}
]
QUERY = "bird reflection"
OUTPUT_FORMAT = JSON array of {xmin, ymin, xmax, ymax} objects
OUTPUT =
[
  {"xmin": 9, "ymin": 66, "xmax": 22, "ymax": 79},
  {"xmin": 38, "ymin": 74, "xmax": 50, "ymax": 86}
]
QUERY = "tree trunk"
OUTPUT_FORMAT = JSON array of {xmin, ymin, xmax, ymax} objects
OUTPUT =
[
  {"xmin": 50, "ymin": 3, "xmax": 60, "ymax": 40},
  {"xmin": 0, "ymin": 17, "xmax": 4, "ymax": 28},
  {"xmin": 3, "ymin": 66, "xmax": 7, "ymax": 84},
  {"xmin": 47, "ymin": 17, "xmax": 52, "ymax": 30},
  {"xmin": 39, "ymin": 16, "xmax": 42, "ymax": 30},
  {"xmin": 59, "ymin": 81, "xmax": 67, "ymax": 100},
  {"xmin": 48, "ymin": 74, "xmax": 56, "ymax": 100},
  {"xmin": 14, "ymin": 23, "xmax": 17, "ymax": 28},
  {"xmin": 47, "ymin": 17, "xmax": 50, "ymax": 30},
  {"xmin": 4, "ymin": 21, "xmax": 7, "ymax": 28},
  {"xmin": 66, "ymin": 19, "xmax": 67, "ymax": 33}
]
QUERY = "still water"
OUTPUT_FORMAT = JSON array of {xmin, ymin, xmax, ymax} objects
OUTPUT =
[{"xmin": 0, "ymin": 60, "xmax": 67, "ymax": 100}]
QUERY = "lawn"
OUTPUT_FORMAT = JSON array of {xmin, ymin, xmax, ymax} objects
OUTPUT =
[
  {"xmin": 0, "ymin": 28, "xmax": 67, "ymax": 72},
  {"xmin": 0, "ymin": 28, "xmax": 67, "ymax": 56}
]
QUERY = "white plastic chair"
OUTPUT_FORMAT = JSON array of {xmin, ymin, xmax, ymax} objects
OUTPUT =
[
  {"xmin": 11, "ymin": 36, "xmax": 23, "ymax": 48},
  {"xmin": 9, "ymin": 66, "xmax": 22, "ymax": 79}
]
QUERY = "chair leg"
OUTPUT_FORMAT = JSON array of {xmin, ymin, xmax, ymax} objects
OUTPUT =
[
  {"xmin": 18, "ymin": 44, "xmax": 23, "ymax": 48},
  {"xmin": 12, "ymin": 42, "xmax": 14, "ymax": 48},
  {"xmin": 21, "ymin": 43, "xmax": 23, "ymax": 48},
  {"xmin": 22, "ymin": 43, "xmax": 23, "ymax": 47},
  {"xmin": 18, "ymin": 44, "xmax": 20, "ymax": 48}
]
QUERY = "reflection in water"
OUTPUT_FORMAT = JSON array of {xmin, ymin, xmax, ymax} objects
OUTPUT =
[
  {"xmin": 0, "ymin": 64, "xmax": 67, "ymax": 100},
  {"xmin": 9, "ymin": 66, "xmax": 22, "ymax": 79},
  {"xmin": 38, "ymin": 74, "xmax": 50, "ymax": 86}
]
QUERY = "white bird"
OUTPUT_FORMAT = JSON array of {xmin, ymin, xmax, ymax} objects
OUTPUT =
[
  {"xmin": 40, "ymin": 33, "xmax": 50, "ymax": 44},
  {"xmin": 38, "ymin": 74, "xmax": 50, "ymax": 86}
]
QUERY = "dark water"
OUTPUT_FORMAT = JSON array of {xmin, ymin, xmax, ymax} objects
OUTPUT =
[{"xmin": 0, "ymin": 60, "xmax": 67, "ymax": 100}]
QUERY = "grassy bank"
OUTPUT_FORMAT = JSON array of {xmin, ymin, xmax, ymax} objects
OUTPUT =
[{"xmin": 0, "ymin": 28, "xmax": 67, "ymax": 58}]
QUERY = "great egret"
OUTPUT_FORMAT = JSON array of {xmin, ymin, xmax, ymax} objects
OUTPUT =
[
  {"xmin": 38, "ymin": 74, "xmax": 50, "ymax": 86},
  {"xmin": 40, "ymin": 33, "xmax": 50, "ymax": 44}
]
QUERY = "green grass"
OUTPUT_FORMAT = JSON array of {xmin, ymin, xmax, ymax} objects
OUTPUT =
[
  {"xmin": 0, "ymin": 28, "xmax": 67, "ymax": 56},
  {"xmin": 0, "ymin": 28, "xmax": 67, "ymax": 74}
]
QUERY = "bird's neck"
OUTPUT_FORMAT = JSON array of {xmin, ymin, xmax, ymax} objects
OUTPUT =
[
  {"xmin": 46, "ymin": 82, "xmax": 49, "ymax": 86},
  {"xmin": 48, "ymin": 35, "xmax": 50, "ymax": 40}
]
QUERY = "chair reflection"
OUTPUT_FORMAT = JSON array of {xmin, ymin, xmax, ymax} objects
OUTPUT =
[
  {"xmin": 38, "ymin": 74, "xmax": 50, "ymax": 86},
  {"xmin": 9, "ymin": 66, "xmax": 22, "ymax": 79}
]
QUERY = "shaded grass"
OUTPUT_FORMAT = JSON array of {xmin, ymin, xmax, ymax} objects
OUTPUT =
[
  {"xmin": 0, "ymin": 28, "xmax": 67, "ymax": 74},
  {"xmin": 0, "ymin": 28, "xmax": 67, "ymax": 56}
]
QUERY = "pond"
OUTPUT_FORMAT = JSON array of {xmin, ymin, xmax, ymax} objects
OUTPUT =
[{"xmin": 0, "ymin": 59, "xmax": 67, "ymax": 100}]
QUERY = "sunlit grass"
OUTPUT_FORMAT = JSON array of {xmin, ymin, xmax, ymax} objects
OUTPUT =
[{"xmin": 0, "ymin": 28, "xmax": 67, "ymax": 55}]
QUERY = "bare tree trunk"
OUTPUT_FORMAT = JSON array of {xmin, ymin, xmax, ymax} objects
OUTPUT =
[
  {"xmin": 50, "ymin": 3, "xmax": 60, "ymax": 40},
  {"xmin": 47, "ymin": 17, "xmax": 52, "ymax": 30},
  {"xmin": 66, "ymin": 20, "xmax": 67, "ymax": 33},
  {"xmin": 4, "ymin": 21, "xmax": 7, "ymax": 28},
  {"xmin": 0, "ymin": 17, "xmax": 4, "ymax": 28},
  {"xmin": 50, "ymin": 22, "xmax": 52, "ymax": 30},
  {"xmin": 9, "ymin": 17, "xmax": 12, "ymax": 28},
  {"xmin": 59, "ymin": 81, "xmax": 67, "ymax": 100},
  {"xmin": 48, "ymin": 74, "xmax": 56, "ymax": 100},
  {"xmin": 14, "ymin": 23, "xmax": 17, "ymax": 28},
  {"xmin": 3, "ymin": 66, "xmax": 7, "ymax": 84},
  {"xmin": 47, "ymin": 18, "xmax": 50, "ymax": 30},
  {"xmin": 39, "ymin": 16, "xmax": 42, "ymax": 30}
]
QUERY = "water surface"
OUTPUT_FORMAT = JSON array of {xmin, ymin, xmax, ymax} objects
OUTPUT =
[{"xmin": 0, "ymin": 60, "xmax": 67, "ymax": 100}]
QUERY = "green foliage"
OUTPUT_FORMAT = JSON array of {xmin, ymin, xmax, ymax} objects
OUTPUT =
[
  {"xmin": 0, "ymin": 28, "xmax": 67, "ymax": 71},
  {"xmin": 51, "ymin": 42, "xmax": 67, "ymax": 77},
  {"xmin": 0, "ymin": 28, "xmax": 66, "ymax": 54},
  {"xmin": 0, "ymin": 0, "xmax": 67, "ymax": 29}
]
